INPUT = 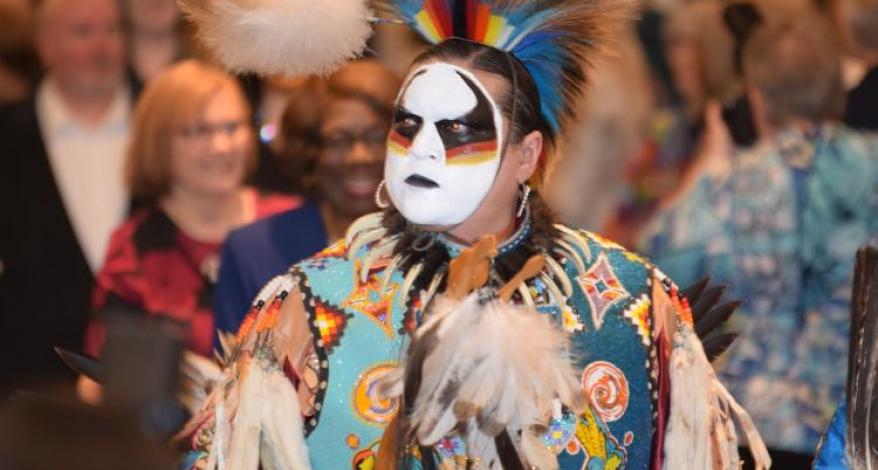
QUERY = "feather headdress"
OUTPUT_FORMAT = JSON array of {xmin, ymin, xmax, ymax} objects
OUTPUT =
[
  {"xmin": 380, "ymin": 0, "xmax": 629, "ymax": 135},
  {"xmin": 181, "ymin": 0, "xmax": 626, "ymax": 135}
]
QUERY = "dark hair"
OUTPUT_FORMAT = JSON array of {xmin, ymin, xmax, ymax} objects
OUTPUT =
[
  {"xmin": 413, "ymin": 38, "xmax": 554, "ymax": 151},
  {"xmin": 275, "ymin": 60, "xmax": 400, "ymax": 195},
  {"xmin": 274, "ymin": 77, "xmax": 326, "ymax": 194}
]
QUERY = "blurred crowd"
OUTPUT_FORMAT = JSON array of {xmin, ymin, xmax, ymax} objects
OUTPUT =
[{"xmin": 0, "ymin": 0, "xmax": 876, "ymax": 467}]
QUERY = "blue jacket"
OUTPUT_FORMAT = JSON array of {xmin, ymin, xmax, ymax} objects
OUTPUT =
[{"xmin": 213, "ymin": 201, "xmax": 327, "ymax": 348}]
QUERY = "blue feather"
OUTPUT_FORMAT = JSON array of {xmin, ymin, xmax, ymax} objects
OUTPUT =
[{"xmin": 512, "ymin": 31, "xmax": 569, "ymax": 133}]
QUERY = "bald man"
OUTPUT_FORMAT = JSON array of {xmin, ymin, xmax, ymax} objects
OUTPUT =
[{"xmin": 0, "ymin": 0, "xmax": 132, "ymax": 392}]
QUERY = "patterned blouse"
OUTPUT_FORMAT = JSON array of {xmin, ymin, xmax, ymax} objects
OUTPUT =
[
  {"xmin": 642, "ymin": 124, "xmax": 878, "ymax": 453},
  {"xmin": 84, "ymin": 189, "xmax": 300, "ymax": 357}
]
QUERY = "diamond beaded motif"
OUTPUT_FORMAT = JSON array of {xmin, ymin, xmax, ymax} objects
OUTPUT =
[{"xmin": 578, "ymin": 252, "xmax": 632, "ymax": 330}]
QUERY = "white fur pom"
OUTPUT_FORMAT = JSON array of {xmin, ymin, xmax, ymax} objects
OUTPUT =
[{"xmin": 181, "ymin": 0, "xmax": 373, "ymax": 76}]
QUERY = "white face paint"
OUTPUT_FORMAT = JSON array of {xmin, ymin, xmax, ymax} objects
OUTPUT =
[{"xmin": 385, "ymin": 62, "xmax": 504, "ymax": 226}]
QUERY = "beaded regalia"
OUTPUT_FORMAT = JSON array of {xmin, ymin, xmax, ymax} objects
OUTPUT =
[{"xmin": 175, "ymin": 0, "xmax": 770, "ymax": 469}]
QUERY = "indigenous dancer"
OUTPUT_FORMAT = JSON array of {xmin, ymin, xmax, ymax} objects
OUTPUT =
[{"xmin": 177, "ymin": 1, "xmax": 770, "ymax": 468}]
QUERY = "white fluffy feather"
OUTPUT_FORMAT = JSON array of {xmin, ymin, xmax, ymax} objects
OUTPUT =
[
  {"xmin": 179, "ymin": 351, "xmax": 223, "ymax": 413},
  {"xmin": 225, "ymin": 360, "xmax": 263, "ymax": 469},
  {"xmin": 180, "ymin": 0, "xmax": 373, "ymax": 76},
  {"xmin": 404, "ymin": 291, "xmax": 583, "ymax": 469},
  {"xmin": 208, "ymin": 355, "xmax": 312, "ymax": 470},
  {"xmin": 259, "ymin": 365, "xmax": 312, "ymax": 470},
  {"xmin": 663, "ymin": 325, "xmax": 771, "ymax": 470}
]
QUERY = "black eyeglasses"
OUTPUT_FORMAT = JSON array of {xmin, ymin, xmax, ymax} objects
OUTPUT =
[{"xmin": 321, "ymin": 128, "xmax": 388, "ymax": 153}]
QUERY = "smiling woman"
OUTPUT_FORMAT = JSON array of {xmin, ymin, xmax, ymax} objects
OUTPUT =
[{"xmin": 81, "ymin": 60, "xmax": 298, "ymax": 359}]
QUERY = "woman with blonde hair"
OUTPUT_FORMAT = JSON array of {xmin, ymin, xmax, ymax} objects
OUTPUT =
[{"xmin": 82, "ymin": 60, "xmax": 297, "ymax": 359}]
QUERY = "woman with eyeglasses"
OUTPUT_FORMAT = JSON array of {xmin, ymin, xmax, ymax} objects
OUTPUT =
[
  {"xmin": 211, "ymin": 59, "xmax": 402, "ymax": 348},
  {"xmin": 80, "ymin": 60, "xmax": 298, "ymax": 364}
]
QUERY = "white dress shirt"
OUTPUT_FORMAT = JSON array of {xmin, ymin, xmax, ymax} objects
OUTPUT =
[{"xmin": 36, "ymin": 80, "xmax": 131, "ymax": 273}]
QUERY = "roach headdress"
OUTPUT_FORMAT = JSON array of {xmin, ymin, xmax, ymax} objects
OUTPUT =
[{"xmin": 381, "ymin": 0, "xmax": 628, "ymax": 137}]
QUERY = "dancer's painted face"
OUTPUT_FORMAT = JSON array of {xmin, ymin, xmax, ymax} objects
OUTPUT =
[{"xmin": 385, "ymin": 62, "xmax": 503, "ymax": 226}]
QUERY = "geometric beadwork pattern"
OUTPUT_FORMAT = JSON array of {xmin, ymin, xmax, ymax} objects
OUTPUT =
[
  {"xmin": 341, "ymin": 260, "xmax": 399, "ymax": 338},
  {"xmin": 313, "ymin": 301, "xmax": 349, "ymax": 353},
  {"xmin": 305, "ymin": 241, "xmax": 348, "ymax": 270},
  {"xmin": 313, "ymin": 240, "xmax": 347, "ymax": 259},
  {"xmin": 622, "ymin": 294, "xmax": 652, "ymax": 347},
  {"xmin": 578, "ymin": 252, "xmax": 631, "ymax": 330}
]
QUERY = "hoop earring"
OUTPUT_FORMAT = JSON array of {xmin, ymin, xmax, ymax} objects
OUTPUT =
[
  {"xmin": 516, "ymin": 184, "xmax": 532, "ymax": 219},
  {"xmin": 374, "ymin": 179, "xmax": 391, "ymax": 209}
]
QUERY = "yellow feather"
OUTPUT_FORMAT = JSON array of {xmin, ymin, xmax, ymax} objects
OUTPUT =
[{"xmin": 415, "ymin": 10, "xmax": 443, "ymax": 43}]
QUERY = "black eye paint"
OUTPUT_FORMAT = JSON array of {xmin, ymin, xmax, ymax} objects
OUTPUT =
[
  {"xmin": 389, "ymin": 69, "xmax": 429, "ymax": 146},
  {"xmin": 392, "ymin": 107, "xmax": 423, "ymax": 140},
  {"xmin": 436, "ymin": 72, "xmax": 497, "ymax": 150}
]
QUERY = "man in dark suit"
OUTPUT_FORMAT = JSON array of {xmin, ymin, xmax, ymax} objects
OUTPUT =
[{"xmin": 0, "ymin": 0, "xmax": 131, "ymax": 393}]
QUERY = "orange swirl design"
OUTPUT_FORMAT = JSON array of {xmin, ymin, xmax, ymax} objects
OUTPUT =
[{"xmin": 581, "ymin": 361, "xmax": 630, "ymax": 423}]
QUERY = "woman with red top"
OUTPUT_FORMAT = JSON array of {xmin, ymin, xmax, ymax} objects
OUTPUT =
[{"xmin": 82, "ymin": 60, "xmax": 298, "ymax": 360}]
